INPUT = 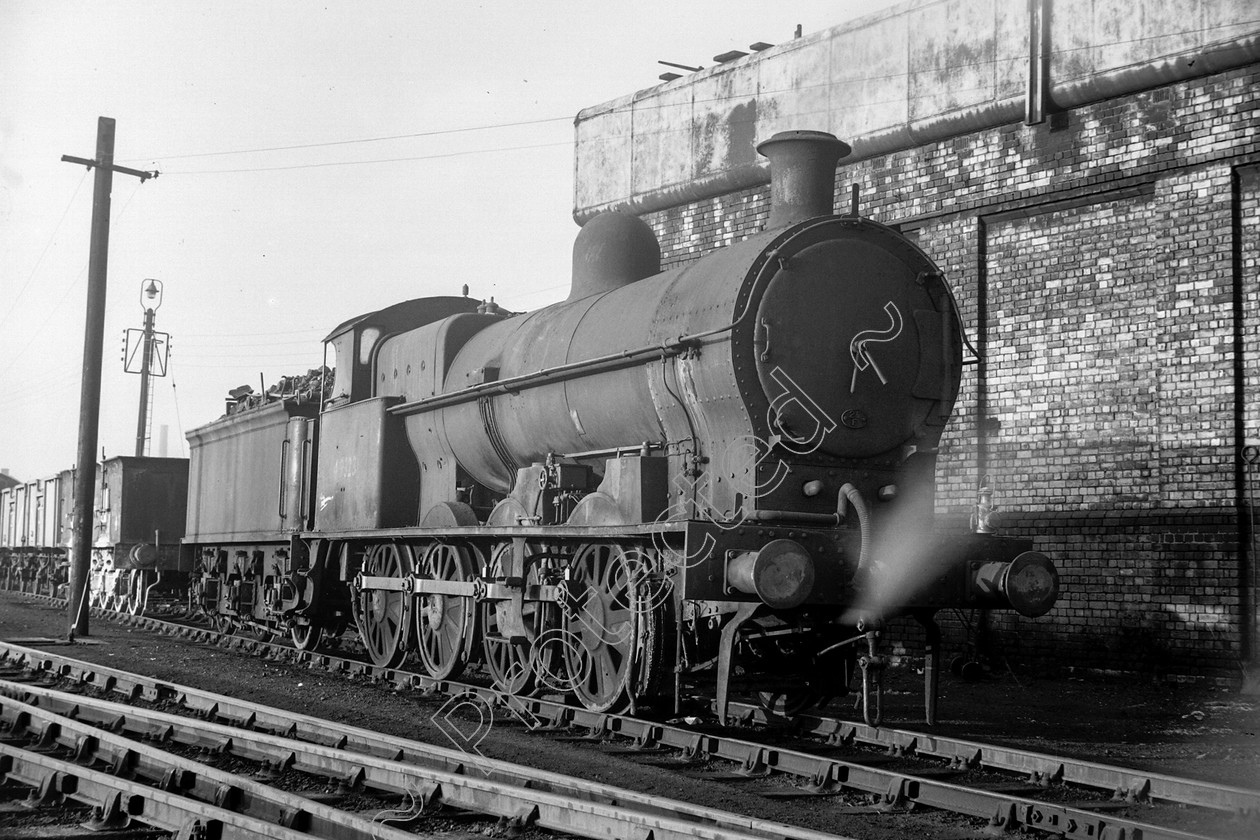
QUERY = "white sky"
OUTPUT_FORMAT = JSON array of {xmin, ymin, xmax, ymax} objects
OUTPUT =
[{"xmin": 0, "ymin": 0, "xmax": 903, "ymax": 481}]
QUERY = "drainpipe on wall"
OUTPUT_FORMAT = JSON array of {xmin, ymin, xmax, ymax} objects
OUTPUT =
[{"xmin": 1025, "ymin": 0, "xmax": 1052, "ymax": 125}]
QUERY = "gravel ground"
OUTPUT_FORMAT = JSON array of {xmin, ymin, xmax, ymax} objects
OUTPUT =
[{"xmin": 1, "ymin": 592, "xmax": 1257, "ymax": 840}]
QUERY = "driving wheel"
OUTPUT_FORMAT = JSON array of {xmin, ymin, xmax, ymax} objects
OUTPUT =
[
  {"xmin": 414, "ymin": 542, "xmax": 478, "ymax": 680},
  {"xmin": 353, "ymin": 542, "xmax": 413, "ymax": 668}
]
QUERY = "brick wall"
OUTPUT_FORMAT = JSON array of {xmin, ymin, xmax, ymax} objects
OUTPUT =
[
  {"xmin": 641, "ymin": 66, "xmax": 1260, "ymax": 682},
  {"xmin": 1240, "ymin": 164, "xmax": 1260, "ymax": 671}
]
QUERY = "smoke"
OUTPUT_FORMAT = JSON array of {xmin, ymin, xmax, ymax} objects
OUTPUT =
[{"xmin": 842, "ymin": 503, "xmax": 958, "ymax": 625}]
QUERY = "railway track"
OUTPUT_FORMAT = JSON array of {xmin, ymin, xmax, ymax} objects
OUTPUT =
[
  {"xmin": 3, "ymin": 592, "xmax": 1257, "ymax": 840},
  {"xmin": 0, "ymin": 662, "xmax": 850, "ymax": 840}
]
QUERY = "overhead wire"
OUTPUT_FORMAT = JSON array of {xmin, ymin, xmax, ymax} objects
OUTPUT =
[
  {"xmin": 0, "ymin": 180, "xmax": 147, "ymax": 383},
  {"xmin": 172, "ymin": 360, "xmax": 325, "ymax": 369},
  {"xmin": 169, "ymin": 375, "xmax": 187, "ymax": 457},
  {"xmin": 115, "ymin": 16, "xmax": 1258, "ymax": 177},
  {"xmin": 163, "ymin": 140, "xmax": 572, "ymax": 176},
  {"xmin": 0, "ymin": 171, "xmax": 89, "ymax": 333},
  {"xmin": 121, "ymin": 115, "xmax": 573, "ymax": 162},
  {"xmin": 176, "ymin": 337, "xmax": 325, "ymax": 349},
  {"xmin": 179, "ymin": 327, "xmax": 327, "ymax": 338},
  {"xmin": 172, "ymin": 348, "xmax": 327, "ymax": 361}
]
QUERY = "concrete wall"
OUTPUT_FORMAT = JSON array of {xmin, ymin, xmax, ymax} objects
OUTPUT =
[
  {"xmin": 574, "ymin": 0, "xmax": 1259, "ymax": 222},
  {"xmin": 571, "ymin": 1, "xmax": 1260, "ymax": 682}
]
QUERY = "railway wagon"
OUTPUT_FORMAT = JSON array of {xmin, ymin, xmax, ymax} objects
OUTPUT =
[
  {"xmin": 87, "ymin": 455, "xmax": 190, "ymax": 615},
  {"xmin": 1, "ymin": 458, "xmax": 189, "ymax": 611},
  {"xmin": 0, "ymin": 469, "xmax": 73, "ymax": 595}
]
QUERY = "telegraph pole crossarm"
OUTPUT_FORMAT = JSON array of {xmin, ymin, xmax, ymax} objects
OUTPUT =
[
  {"xmin": 61, "ymin": 117, "xmax": 157, "ymax": 641},
  {"xmin": 60, "ymin": 155, "xmax": 159, "ymax": 182}
]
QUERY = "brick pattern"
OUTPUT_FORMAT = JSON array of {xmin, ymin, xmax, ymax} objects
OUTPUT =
[
  {"xmin": 985, "ymin": 192, "xmax": 1164, "ymax": 512},
  {"xmin": 906, "ymin": 220, "xmax": 983, "ymax": 510},
  {"xmin": 636, "ymin": 66, "xmax": 1260, "ymax": 681},
  {"xmin": 649, "ymin": 189, "xmax": 768, "ymax": 260}
]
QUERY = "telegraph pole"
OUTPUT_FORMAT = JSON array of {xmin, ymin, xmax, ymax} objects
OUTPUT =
[{"xmin": 61, "ymin": 117, "xmax": 158, "ymax": 639}]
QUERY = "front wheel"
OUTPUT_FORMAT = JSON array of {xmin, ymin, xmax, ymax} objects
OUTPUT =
[{"xmin": 290, "ymin": 621, "xmax": 323, "ymax": 652}]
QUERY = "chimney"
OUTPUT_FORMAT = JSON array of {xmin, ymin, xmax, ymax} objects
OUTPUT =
[
  {"xmin": 568, "ymin": 211, "xmax": 661, "ymax": 302},
  {"xmin": 756, "ymin": 130, "xmax": 851, "ymax": 230}
]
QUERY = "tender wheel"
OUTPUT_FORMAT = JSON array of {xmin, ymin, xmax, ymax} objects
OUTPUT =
[
  {"xmin": 117, "ymin": 578, "xmax": 133, "ymax": 614},
  {"xmin": 353, "ymin": 543, "xmax": 412, "ymax": 669},
  {"xmin": 414, "ymin": 542, "xmax": 477, "ymax": 680},
  {"xmin": 110, "ymin": 580, "xmax": 127, "ymax": 612},
  {"xmin": 290, "ymin": 622, "xmax": 323, "ymax": 652},
  {"xmin": 127, "ymin": 570, "xmax": 147, "ymax": 616},
  {"xmin": 99, "ymin": 557, "xmax": 123, "ymax": 612},
  {"xmin": 563, "ymin": 542, "xmax": 657, "ymax": 713},
  {"xmin": 480, "ymin": 544, "xmax": 563, "ymax": 695}
]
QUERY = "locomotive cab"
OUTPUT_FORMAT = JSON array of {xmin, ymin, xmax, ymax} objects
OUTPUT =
[{"xmin": 322, "ymin": 295, "xmax": 483, "ymax": 406}]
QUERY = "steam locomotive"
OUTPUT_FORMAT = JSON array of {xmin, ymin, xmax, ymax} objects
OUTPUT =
[{"xmin": 2, "ymin": 130, "xmax": 1058, "ymax": 725}]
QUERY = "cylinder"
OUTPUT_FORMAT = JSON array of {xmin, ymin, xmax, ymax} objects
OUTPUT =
[{"xmin": 726, "ymin": 539, "xmax": 816, "ymax": 609}]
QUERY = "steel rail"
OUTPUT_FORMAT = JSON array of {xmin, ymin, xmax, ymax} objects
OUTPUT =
[
  {"xmin": 0, "ymin": 636, "xmax": 1236, "ymax": 840},
  {"xmin": 0, "ymin": 685, "xmax": 821, "ymax": 840},
  {"xmin": 721, "ymin": 700, "xmax": 1260, "ymax": 815},
  {"xmin": 17, "ymin": 600, "xmax": 1257, "ymax": 819},
  {"xmin": 0, "ymin": 742, "xmax": 348, "ymax": 840},
  {"xmin": 0, "ymin": 670, "xmax": 850, "ymax": 840},
  {"xmin": 123, "ymin": 602, "xmax": 1260, "ymax": 815},
  {"xmin": 0, "ymin": 690, "xmax": 422, "ymax": 840}
]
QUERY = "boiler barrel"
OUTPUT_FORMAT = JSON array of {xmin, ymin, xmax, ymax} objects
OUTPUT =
[{"xmin": 432, "ymin": 234, "xmax": 776, "ymax": 493}]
